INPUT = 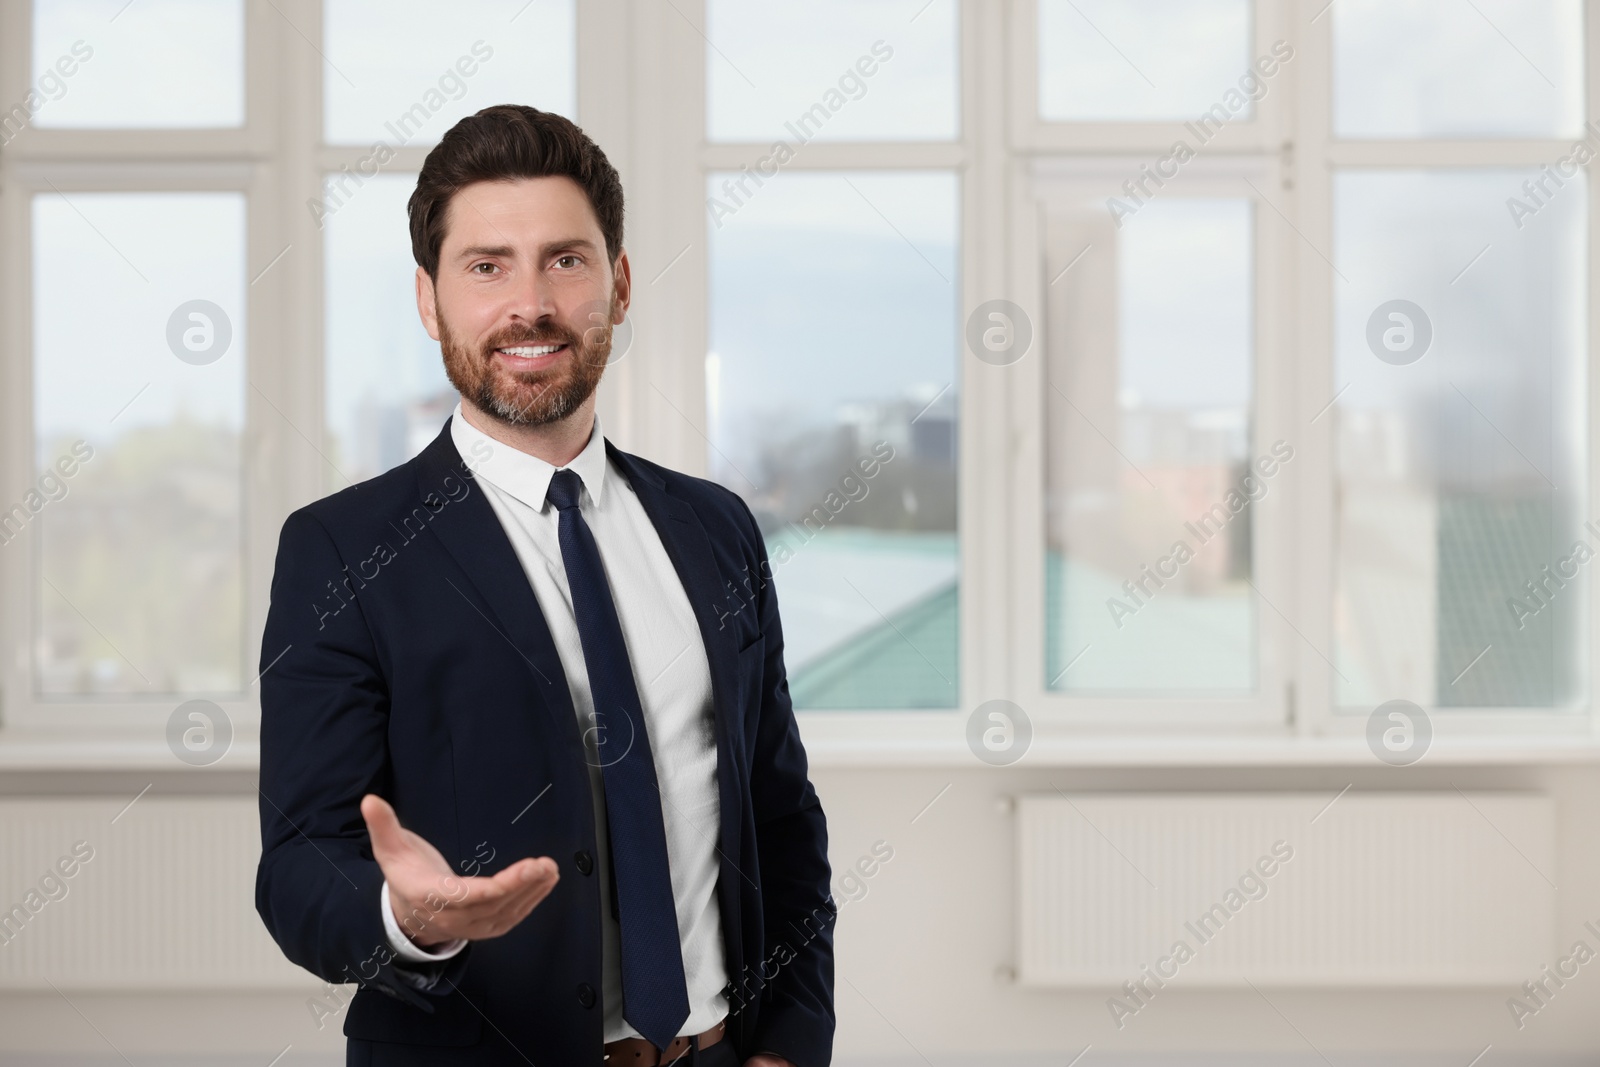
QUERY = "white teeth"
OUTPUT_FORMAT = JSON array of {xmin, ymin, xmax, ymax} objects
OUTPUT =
[{"xmin": 500, "ymin": 344, "xmax": 562, "ymax": 356}]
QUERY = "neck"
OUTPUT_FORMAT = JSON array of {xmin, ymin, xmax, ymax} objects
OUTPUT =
[{"xmin": 459, "ymin": 394, "xmax": 596, "ymax": 468}]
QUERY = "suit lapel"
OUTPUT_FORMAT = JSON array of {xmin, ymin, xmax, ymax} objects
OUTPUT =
[
  {"xmin": 414, "ymin": 421, "xmax": 743, "ymax": 871},
  {"xmin": 412, "ymin": 422, "xmax": 583, "ymax": 758}
]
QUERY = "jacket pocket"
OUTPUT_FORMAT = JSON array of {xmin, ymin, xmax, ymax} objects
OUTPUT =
[{"xmin": 344, "ymin": 985, "xmax": 484, "ymax": 1047}]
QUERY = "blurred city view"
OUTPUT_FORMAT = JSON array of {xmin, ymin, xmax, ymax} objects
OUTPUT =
[
  {"xmin": 21, "ymin": 0, "xmax": 1590, "ymax": 724},
  {"xmin": 713, "ymin": 382, "xmax": 957, "ymax": 709},
  {"xmin": 1045, "ymin": 198, "xmax": 1258, "ymax": 695},
  {"xmin": 707, "ymin": 171, "xmax": 959, "ymax": 709},
  {"xmin": 1332, "ymin": 169, "xmax": 1586, "ymax": 712},
  {"xmin": 32, "ymin": 192, "xmax": 245, "ymax": 698}
]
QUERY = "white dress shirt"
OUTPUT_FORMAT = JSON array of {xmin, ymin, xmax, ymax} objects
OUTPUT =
[{"xmin": 379, "ymin": 402, "xmax": 729, "ymax": 1044}]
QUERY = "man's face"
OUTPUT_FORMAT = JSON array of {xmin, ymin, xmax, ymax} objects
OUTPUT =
[{"xmin": 417, "ymin": 176, "xmax": 630, "ymax": 427}]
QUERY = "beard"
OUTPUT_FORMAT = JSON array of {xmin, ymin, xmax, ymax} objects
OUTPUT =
[{"xmin": 438, "ymin": 290, "xmax": 621, "ymax": 427}]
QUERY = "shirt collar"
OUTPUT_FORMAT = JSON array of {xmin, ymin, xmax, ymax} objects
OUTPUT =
[{"xmin": 449, "ymin": 399, "xmax": 608, "ymax": 513}]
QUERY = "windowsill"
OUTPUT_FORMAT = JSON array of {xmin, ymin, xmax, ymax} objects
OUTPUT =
[
  {"xmin": 0, "ymin": 731, "xmax": 261, "ymax": 773},
  {"xmin": 2, "ymin": 726, "xmax": 1600, "ymax": 773},
  {"xmin": 800, "ymin": 733, "xmax": 1600, "ymax": 767}
]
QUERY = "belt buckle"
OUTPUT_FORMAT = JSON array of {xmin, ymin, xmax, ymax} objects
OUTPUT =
[
  {"xmin": 601, "ymin": 1036, "xmax": 683, "ymax": 1066},
  {"xmin": 604, "ymin": 1019, "xmax": 724, "ymax": 1066}
]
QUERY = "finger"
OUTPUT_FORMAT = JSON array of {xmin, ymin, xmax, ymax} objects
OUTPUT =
[
  {"xmin": 456, "ymin": 883, "xmax": 551, "ymax": 939},
  {"xmin": 452, "ymin": 859, "xmax": 552, "ymax": 906},
  {"xmin": 445, "ymin": 864, "xmax": 558, "ymax": 929},
  {"xmin": 360, "ymin": 794, "xmax": 405, "ymax": 864},
  {"xmin": 512, "ymin": 874, "xmax": 559, "ymax": 915},
  {"xmin": 478, "ymin": 867, "xmax": 562, "ymax": 928},
  {"xmin": 490, "ymin": 870, "xmax": 559, "ymax": 921},
  {"xmin": 490, "ymin": 856, "xmax": 558, "ymax": 891},
  {"xmin": 440, "ymin": 868, "xmax": 539, "ymax": 915},
  {"xmin": 454, "ymin": 865, "xmax": 557, "ymax": 917}
]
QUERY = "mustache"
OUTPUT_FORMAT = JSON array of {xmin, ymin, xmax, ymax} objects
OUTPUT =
[{"xmin": 483, "ymin": 327, "xmax": 578, "ymax": 352}]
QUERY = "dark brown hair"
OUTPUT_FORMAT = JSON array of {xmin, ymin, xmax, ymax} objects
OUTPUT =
[{"xmin": 408, "ymin": 104, "xmax": 624, "ymax": 280}]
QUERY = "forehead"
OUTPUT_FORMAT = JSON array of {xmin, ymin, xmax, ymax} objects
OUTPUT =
[{"xmin": 439, "ymin": 175, "xmax": 602, "ymax": 249}]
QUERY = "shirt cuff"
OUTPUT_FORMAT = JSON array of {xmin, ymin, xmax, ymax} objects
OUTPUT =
[{"xmin": 381, "ymin": 879, "xmax": 467, "ymax": 963}]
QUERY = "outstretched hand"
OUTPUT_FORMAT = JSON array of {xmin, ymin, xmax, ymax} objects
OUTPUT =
[{"xmin": 361, "ymin": 794, "xmax": 559, "ymax": 949}]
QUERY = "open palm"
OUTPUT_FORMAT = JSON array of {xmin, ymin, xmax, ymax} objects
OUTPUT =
[{"xmin": 362, "ymin": 793, "xmax": 559, "ymax": 947}]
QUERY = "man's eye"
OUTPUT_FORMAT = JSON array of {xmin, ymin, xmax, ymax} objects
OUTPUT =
[
  {"xmin": 473, "ymin": 262, "xmax": 498, "ymax": 274},
  {"xmin": 554, "ymin": 255, "xmax": 579, "ymax": 269}
]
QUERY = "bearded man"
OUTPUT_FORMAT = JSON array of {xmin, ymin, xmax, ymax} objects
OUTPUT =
[{"xmin": 255, "ymin": 104, "xmax": 834, "ymax": 1067}]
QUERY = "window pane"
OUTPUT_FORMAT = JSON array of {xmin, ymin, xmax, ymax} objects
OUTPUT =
[
  {"xmin": 1333, "ymin": 170, "xmax": 1587, "ymax": 710},
  {"xmin": 1038, "ymin": 0, "xmax": 1254, "ymax": 122},
  {"xmin": 1334, "ymin": 0, "xmax": 1583, "ymax": 139},
  {"xmin": 323, "ymin": 0, "xmax": 575, "ymax": 147},
  {"xmin": 1045, "ymin": 199, "xmax": 1256, "ymax": 693},
  {"xmin": 323, "ymin": 174, "xmax": 452, "ymax": 489},
  {"xmin": 30, "ymin": 0, "xmax": 244, "ymax": 129},
  {"xmin": 707, "ymin": 0, "xmax": 957, "ymax": 142},
  {"xmin": 31, "ymin": 193, "xmax": 246, "ymax": 695},
  {"xmin": 707, "ymin": 172, "xmax": 958, "ymax": 709}
]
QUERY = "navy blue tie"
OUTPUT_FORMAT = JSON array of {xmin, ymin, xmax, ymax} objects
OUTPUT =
[{"xmin": 545, "ymin": 468, "xmax": 690, "ymax": 1050}]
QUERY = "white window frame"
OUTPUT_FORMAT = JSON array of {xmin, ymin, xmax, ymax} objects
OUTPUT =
[
  {"xmin": 1283, "ymin": 0, "xmax": 1600, "ymax": 743},
  {"xmin": 0, "ymin": 0, "xmax": 282, "ymax": 734},
  {"xmin": 1005, "ymin": 0, "xmax": 1296, "ymax": 734},
  {"xmin": 691, "ymin": 0, "xmax": 982, "ymax": 750},
  {"xmin": 1000, "ymin": 0, "xmax": 1600, "ymax": 747}
]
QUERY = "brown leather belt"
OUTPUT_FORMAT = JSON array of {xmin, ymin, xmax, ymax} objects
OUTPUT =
[{"xmin": 603, "ymin": 1019, "xmax": 725, "ymax": 1065}]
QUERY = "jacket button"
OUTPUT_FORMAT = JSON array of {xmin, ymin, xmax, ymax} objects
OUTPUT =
[
  {"xmin": 577, "ymin": 982, "xmax": 596, "ymax": 1008},
  {"xmin": 575, "ymin": 850, "xmax": 593, "ymax": 875}
]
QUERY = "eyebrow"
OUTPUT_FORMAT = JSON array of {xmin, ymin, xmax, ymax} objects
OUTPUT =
[{"xmin": 454, "ymin": 238, "xmax": 600, "ymax": 263}]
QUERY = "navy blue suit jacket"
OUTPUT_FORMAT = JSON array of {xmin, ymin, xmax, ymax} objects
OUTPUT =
[{"xmin": 255, "ymin": 418, "xmax": 835, "ymax": 1066}]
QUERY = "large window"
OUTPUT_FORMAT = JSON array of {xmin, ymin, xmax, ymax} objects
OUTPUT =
[
  {"xmin": 704, "ymin": 0, "xmax": 961, "ymax": 711},
  {"xmin": 1020, "ymin": 0, "xmax": 1593, "ymax": 735},
  {"xmin": 707, "ymin": 170, "xmax": 960, "ymax": 709},
  {"xmin": 3, "ymin": 0, "xmax": 1596, "ymax": 742},
  {"xmin": 1023, "ymin": 3, "xmax": 1283, "ymax": 723},
  {"xmin": 14, "ymin": 2, "xmax": 250, "ymax": 716},
  {"xmin": 1044, "ymin": 196, "xmax": 1256, "ymax": 695},
  {"xmin": 33, "ymin": 193, "xmax": 247, "ymax": 696},
  {"xmin": 1328, "ymin": 0, "xmax": 1589, "ymax": 716},
  {"xmin": 1332, "ymin": 170, "xmax": 1586, "ymax": 712}
]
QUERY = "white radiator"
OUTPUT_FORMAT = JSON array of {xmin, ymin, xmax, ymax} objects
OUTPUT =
[
  {"xmin": 1017, "ymin": 792, "xmax": 1557, "ymax": 986},
  {"xmin": 0, "ymin": 797, "xmax": 315, "ymax": 989}
]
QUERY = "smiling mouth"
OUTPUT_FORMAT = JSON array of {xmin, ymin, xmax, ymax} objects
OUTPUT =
[{"xmin": 493, "ymin": 342, "xmax": 569, "ymax": 366}]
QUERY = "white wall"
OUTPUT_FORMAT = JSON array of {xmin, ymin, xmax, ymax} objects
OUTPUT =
[{"xmin": 1, "ymin": 758, "xmax": 1598, "ymax": 1064}]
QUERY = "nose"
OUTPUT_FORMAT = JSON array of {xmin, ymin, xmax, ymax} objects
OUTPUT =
[{"xmin": 507, "ymin": 264, "xmax": 559, "ymax": 328}]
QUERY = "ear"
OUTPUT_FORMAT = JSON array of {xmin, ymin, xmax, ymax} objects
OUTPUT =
[
  {"xmin": 416, "ymin": 266, "xmax": 441, "ymax": 341},
  {"xmin": 611, "ymin": 249, "xmax": 632, "ymax": 322}
]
